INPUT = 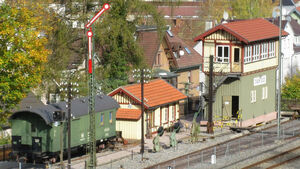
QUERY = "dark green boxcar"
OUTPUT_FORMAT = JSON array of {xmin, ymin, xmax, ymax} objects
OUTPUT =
[{"xmin": 10, "ymin": 94, "xmax": 119, "ymax": 160}]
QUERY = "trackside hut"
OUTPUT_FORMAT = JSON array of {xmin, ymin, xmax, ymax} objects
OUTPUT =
[
  {"xmin": 109, "ymin": 79, "xmax": 187, "ymax": 140},
  {"xmin": 194, "ymin": 18, "xmax": 288, "ymax": 127}
]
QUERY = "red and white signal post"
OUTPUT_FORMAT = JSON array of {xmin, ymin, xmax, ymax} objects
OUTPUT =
[{"xmin": 85, "ymin": 3, "xmax": 110, "ymax": 169}]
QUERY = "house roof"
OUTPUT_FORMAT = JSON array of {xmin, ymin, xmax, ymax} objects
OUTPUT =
[
  {"xmin": 283, "ymin": 0, "xmax": 295, "ymax": 6},
  {"xmin": 116, "ymin": 109, "xmax": 141, "ymax": 120},
  {"xmin": 165, "ymin": 31, "xmax": 202, "ymax": 69},
  {"xmin": 266, "ymin": 17, "xmax": 288, "ymax": 29},
  {"xmin": 157, "ymin": 6, "xmax": 200, "ymax": 17},
  {"xmin": 194, "ymin": 18, "xmax": 289, "ymax": 44},
  {"xmin": 10, "ymin": 95, "xmax": 119, "ymax": 125},
  {"xmin": 109, "ymin": 79, "xmax": 187, "ymax": 109},
  {"xmin": 290, "ymin": 18, "xmax": 300, "ymax": 35},
  {"xmin": 137, "ymin": 30, "xmax": 160, "ymax": 67}
]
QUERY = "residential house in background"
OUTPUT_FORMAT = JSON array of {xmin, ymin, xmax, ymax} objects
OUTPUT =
[
  {"xmin": 194, "ymin": 18, "xmax": 288, "ymax": 127},
  {"xmin": 268, "ymin": 17, "xmax": 300, "ymax": 82},
  {"xmin": 108, "ymin": 79, "xmax": 187, "ymax": 140},
  {"xmin": 137, "ymin": 28, "xmax": 203, "ymax": 114}
]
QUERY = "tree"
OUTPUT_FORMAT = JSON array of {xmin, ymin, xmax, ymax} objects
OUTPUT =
[
  {"xmin": 200, "ymin": 0, "xmax": 276, "ymax": 25},
  {"xmin": 230, "ymin": 0, "xmax": 276, "ymax": 19},
  {"xmin": 282, "ymin": 70, "xmax": 300, "ymax": 99},
  {"xmin": 93, "ymin": 0, "xmax": 165, "ymax": 93},
  {"xmin": 0, "ymin": 3, "xmax": 50, "ymax": 124}
]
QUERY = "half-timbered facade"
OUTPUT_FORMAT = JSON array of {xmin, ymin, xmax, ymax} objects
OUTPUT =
[
  {"xmin": 108, "ymin": 79, "xmax": 187, "ymax": 140},
  {"xmin": 194, "ymin": 18, "xmax": 288, "ymax": 127}
]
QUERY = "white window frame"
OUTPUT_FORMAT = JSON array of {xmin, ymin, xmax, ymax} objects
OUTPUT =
[
  {"xmin": 252, "ymin": 44, "xmax": 260, "ymax": 61},
  {"xmin": 244, "ymin": 45, "xmax": 252, "ymax": 63},
  {"xmin": 216, "ymin": 45, "xmax": 229, "ymax": 63},
  {"xmin": 269, "ymin": 41, "xmax": 275, "ymax": 58},
  {"xmin": 251, "ymin": 90, "xmax": 256, "ymax": 103},
  {"xmin": 262, "ymin": 86, "xmax": 268, "ymax": 100},
  {"xmin": 164, "ymin": 107, "xmax": 169, "ymax": 122},
  {"xmin": 261, "ymin": 42, "xmax": 268, "ymax": 59}
]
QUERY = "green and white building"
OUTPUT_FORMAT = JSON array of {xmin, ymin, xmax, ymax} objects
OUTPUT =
[{"xmin": 194, "ymin": 18, "xmax": 288, "ymax": 127}]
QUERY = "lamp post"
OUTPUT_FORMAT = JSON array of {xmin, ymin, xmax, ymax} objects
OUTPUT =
[
  {"xmin": 132, "ymin": 68, "xmax": 152, "ymax": 161},
  {"xmin": 59, "ymin": 70, "xmax": 79, "ymax": 169}
]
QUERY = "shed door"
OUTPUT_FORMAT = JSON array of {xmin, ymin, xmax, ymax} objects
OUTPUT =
[
  {"xmin": 231, "ymin": 47, "xmax": 241, "ymax": 72},
  {"xmin": 32, "ymin": 137, "xmax": 42, "ymax": 152},
  {"xmin": 222, "ymin": 96, "xmax": 232, "ymax": 120}
]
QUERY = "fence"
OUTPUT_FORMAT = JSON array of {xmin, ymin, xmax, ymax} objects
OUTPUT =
[
  {"xmin": 281, "ymin": 99, "xmax": 300, "ymax": 111},
  {"xmin": 152, "ymin": 120, "xmax": 300, "ymax": 169}
]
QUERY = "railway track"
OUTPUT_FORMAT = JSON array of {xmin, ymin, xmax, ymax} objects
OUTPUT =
[
  {"xmin": 145, "ymin": 119, "xmax": 300, "ymax": 169},
  {"xmin": 242, "ymin": 144, "xmax": 300, "ymax": 169}
]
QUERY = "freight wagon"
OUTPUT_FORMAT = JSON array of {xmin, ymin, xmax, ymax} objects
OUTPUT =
[{"xmin": 9, "ymin": 94, "xmax": 119, "ymax": 162}]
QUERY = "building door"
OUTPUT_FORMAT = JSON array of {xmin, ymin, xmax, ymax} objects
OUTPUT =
[
  {"xmin": 231, "ymin": 47, "xmax": 241, "ymax": 72},
  {"xmin": 232, "ymin": 96, "xmax": 239, "ymax": 118},
  {"xmin": 32, "ymin": 137, "xmax": 42, "ymax": 152},
  {"xmin": 222, "ymin": 96, "xmax": 232, "ymax": 120}
]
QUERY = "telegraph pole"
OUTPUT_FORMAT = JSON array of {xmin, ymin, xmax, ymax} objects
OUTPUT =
[
  {"xmin": 207, "ymin": 55, "xmax": 214, "ymax": 134},
  {"xmin": 141, "ymin": 69, "xmax": 145, "ymax": 160},
  {"xmin": 67, "ymin": 82, "xmax": 71, "ymax": 169},
  {"xmin": 277, "ymin": 0, "xmax": 283, "ymax": 139},
  {"xmin": 85, "ymin": 4, "xmax": 110, "ymax": 169}
]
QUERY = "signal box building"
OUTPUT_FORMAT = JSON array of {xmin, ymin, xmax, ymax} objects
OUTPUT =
[
  {"xmin": 109, "ymin": 79, "xmax": 187, "ymax": 140},
  {"xmin": 194, "ymin": 18, "xmax": 288, "ymax": 127}
]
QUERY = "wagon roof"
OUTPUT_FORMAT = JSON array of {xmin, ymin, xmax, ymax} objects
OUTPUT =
[{"xmin": 10, "ymin": 94, "xmax": 120, "ymax": 125}]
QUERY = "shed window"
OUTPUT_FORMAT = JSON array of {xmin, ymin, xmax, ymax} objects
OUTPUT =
[
  {"xmin": 165, "ymin": 107, "xmax": 169, "ymax": 122},
  {"xmin": 31, "ymin": 124, "xmax": 36, "ymax": 132},
  {"xmin": 216, "ymin": 45, "xmax": 229, "ymax": 63},
  {"xmin": 250, "ymin": 90, "xmax": 256, "ymax": 103},
  {"xmin": 269, "ymin": 41, "xmax": 275, "ymax": 58},
  {"xmin": 261, "ymin": 42, "xmax": 268, "ymax": 59},
  {"xmin": 252, "ymin": 44, "xmax": 260, "ymax": 61},
  {"xmin": 100, "ymin": 113, "xmax": 104, "ymax": 126},
  {"xmin": 244, "ymin": 45, "xmax": 252, "ymax": 63},
  {"xmin": 109, "ymin": 112, "xmax": 112, "ymax": 123},
  {"xmin": 262, "ymin": 86, "xmax": 268, "ymax": 100}
]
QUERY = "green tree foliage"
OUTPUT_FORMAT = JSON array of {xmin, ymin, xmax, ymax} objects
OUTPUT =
[
  {"xmin": 230, "ymin": 0, "xmax": 276, "ymax": 19},
  {"xmin": 200, "ymin": 0, "xmax": 275, "ymax": 23},
  {"xmin": 93, "ymin": 0, "xmax": 165, "ymax": 93},
  {"xmin": 0, "ymin": 3, "xmax": 50, "ymax": 123},
  {"xmin": 282, "ymin": 71, "xmax": 300, "ymax": 99}
]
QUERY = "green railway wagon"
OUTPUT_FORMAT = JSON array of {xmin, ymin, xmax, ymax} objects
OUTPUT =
[{"xmin": 9, "ymin": 94, "xmax": 119, "ymax": 161}]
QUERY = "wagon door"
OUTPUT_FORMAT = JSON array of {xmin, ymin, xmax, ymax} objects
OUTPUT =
[{"xmin": 32, "ymin": 137, "xmax": 42, "ymax": 152}]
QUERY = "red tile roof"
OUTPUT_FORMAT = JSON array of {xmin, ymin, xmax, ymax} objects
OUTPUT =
[
  {"xmin": 109, "ymin": 79, "xmax": 187, "ymax": 109},
  {"xmin": 165, "ymin": 32, "xmax": 202, "ymax": 69},
  {"xmin": 116, "ymin": 109, "xmax": 141, "ymax": 120},
  {"xmin": 194, "ymin": 18, "xmax": 289, "ymax": 44},
  {"xmin": 137, "ymin": 31, "xmax": 160, "ymax": 67},
  {"xmin": 297, "ymin": 6, "xmax": 300, "ymax": 12}
]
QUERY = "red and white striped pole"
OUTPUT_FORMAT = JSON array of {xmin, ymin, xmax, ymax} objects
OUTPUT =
[
  {"xmin": 87, "ymin": 29, "xmax": 93, "ymax": 74},
  {"xmin": 85, "ymin": 3, "xmax": 110, "ymax": 74}
]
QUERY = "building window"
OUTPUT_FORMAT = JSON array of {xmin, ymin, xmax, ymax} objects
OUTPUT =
[
  {"xmin": 155, "ymin": 53, "xmax": 161, "ymax": 65},
  {"xmin": 295, "ymin": 36, "xmax": 300, "ymax": 44},
  {"xmin": 188, "ymin": 71, "xmax": 192, "ymax": 83},
  {"xmin": 100, "ymin": 113, "xmax": 104, "ymax": 126},
  {"xmin": 250, "ymin": 90, "xmax": 256, "ymax": 103},
  {"xmin": 252, "ymin": 44, "xmax": 260, "ymax": 61},
  {"xmin": 165, "ymin": 107, "xmax": 169, "ymax": 122},
  {"xmin": 269, "ymin": 41, "xmax": 275, "ymax": 58},
  {"xmin": 262, "ymin": 86, "xmax": 268, "ymax": 100},
  {"xmin": 244, "ymin": 45, "xmax": 252, "ymax": 63},
  {"xmin": 261, "ymin": 42, "xmax": 268, "ymax": 59},
  {"xmin": 234, "ymin": 48, "xmax": 240, "ymax": 62},
  {"xmin": 173, "ymin": 104, "xmax": 176, "ymax": 120},
  {"xmin": 216, "ymin": 45, "xmax": 229, "ymax": 63},
  {"xmin": 109, "ymin": 112, "xmax": 112, "ymax": 123}
]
